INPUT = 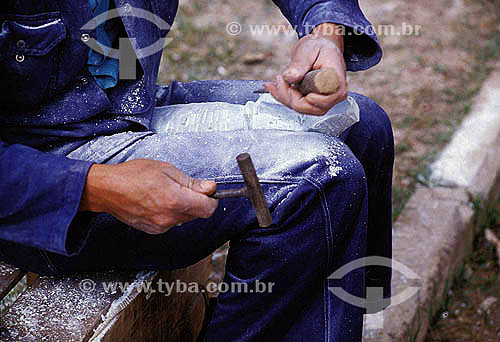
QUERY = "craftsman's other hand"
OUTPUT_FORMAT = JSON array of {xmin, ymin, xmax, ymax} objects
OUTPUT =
[
  {"xmin": 79, "ymin": 159, "xmax": 218, "ymax": 234},
  {"xmin": 265, "ymin": 23, "xmax": 347, "ymax": 115}
]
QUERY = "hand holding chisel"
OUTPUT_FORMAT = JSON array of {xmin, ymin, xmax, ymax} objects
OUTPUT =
[{"xmin": 255, "ymin": 68, "xmax": 340, "ymax": 96}]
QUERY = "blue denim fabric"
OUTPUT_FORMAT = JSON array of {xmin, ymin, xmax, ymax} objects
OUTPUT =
[
  {"xmin": 0, "ymin": 1, "xmax": 390, "ymax": 339},
  {"xmin": 0, "ymin": 80, "xmax": 393, "ymax": 341},
  {"xmin": 0, "ymin": 0, "xmax": 382, "ymax": 256},
  {"xmin": 156, "ymin": 81, "xmax": 394, "ymax": 302}
]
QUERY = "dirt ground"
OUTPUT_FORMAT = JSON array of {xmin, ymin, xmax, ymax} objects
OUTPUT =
[
  {"xmin": 158, "ymin": 0, "xmax": 500, "ymax": 219},
  {"xmin": 425, "ymin": 198, "xmax": 500, "ymax": 342}
]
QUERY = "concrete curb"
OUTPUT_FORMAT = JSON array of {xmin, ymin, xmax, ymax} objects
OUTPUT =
[{"xmin": 363, "ymin": 65, "xmax": 500, "ymax": 341}]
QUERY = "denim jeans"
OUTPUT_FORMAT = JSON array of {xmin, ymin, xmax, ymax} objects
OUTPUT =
[{"xmin": 0, "ymin": 80, "xmax": 393, "ymax": 341}]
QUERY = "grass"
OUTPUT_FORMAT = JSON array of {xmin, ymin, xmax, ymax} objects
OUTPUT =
[
  {"xmin": 392, "ymin": 22, "xmax": 500, "ymax": 216},
  {"xmin": 425, "ymin": 193, "xmax": 500, "ymax": 341},
  {"xmin": 386, "ymin": 0, "xmax": 500, "ymax": 220}
]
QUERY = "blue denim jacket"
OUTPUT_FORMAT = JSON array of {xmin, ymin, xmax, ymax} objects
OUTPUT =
[{"xmin": 0, "ymin": 0, "xmax": 381, "ymax": 256}]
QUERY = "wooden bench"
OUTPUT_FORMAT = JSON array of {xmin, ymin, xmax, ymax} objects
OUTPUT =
[{"xmin": 0, "ymin": 257, "xmax": 216, "ymax": 341}]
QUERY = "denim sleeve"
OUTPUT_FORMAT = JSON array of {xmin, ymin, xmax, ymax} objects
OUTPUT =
[
  {"xmin": 0, "ymin": 21, "xmax": 8, "ymax": 62},
  {"xmin": 271, "ymin": 0, "xmax": 382, "ymax": 71},
  {"xmin": 0, "ymin": 140, "xmax": 94, "ymax": 256}
]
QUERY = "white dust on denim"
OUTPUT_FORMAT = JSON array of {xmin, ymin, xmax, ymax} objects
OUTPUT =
[{"xmin": 120, "ymin": 77, "xmax": 147, "ymax": 114}]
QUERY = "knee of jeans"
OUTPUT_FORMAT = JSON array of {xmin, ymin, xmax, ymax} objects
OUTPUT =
[
  {"xmin": 349, "ymin": 92, "xmax": 394, "ymax": 147},
  {"xmin": 294, "ymin": 134, "xmax": 366, "ymax": 190}
]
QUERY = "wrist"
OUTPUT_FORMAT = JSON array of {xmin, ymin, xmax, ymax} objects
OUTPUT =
[
  {"xmin": 79, "ymin": 163, "xmax": 111, "ymax": 212},
  {"xmin": 311, "ymin": 23, "xmax": 344, "ymax": 53}
]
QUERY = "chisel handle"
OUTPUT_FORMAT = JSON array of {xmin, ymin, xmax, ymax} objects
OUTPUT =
[
  {"xmin": 297, "ymin": 68, "xmax": 340, "ymax": 95},
  {"xmin": 254, "ymin": 68, "xmax": 341, "ymax": 95}
]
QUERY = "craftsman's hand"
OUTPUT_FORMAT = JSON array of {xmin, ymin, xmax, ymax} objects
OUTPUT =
[
  {"xmin": 265, "ymin": 23, "xmax": 347, "ymax": 115},
  {"xmin": 79, "ymin": 160, "xmax": 218, "ymax": 234}
]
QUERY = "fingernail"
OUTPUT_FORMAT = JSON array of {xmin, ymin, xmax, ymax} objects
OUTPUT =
[
  {"xmin": 277, "ymin": 75, "xmax": 286, "ymax": 86},
  {"xmin": 287, "ymin": 68, "xmax": 298, "ymax": 76},
  {"xmin": 283, "ymin": 68, "xmax": 299, "ymax": 80},
  {"xmin": 201, "ymin": 180, "xmax": 214, "ymax": 192}
]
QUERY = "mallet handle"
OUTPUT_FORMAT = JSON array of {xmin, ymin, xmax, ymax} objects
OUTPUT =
[
  {"xmin": 237, "ymin": 153, "xmax": 273, "ymax": 227},
  {"xmin": 211, "ymin": 188, "xmax": 248, "ymax": 199}
]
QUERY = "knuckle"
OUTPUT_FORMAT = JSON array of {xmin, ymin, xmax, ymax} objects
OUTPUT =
[
  {"xmin": 151, "ymin": 217, "xmax": 163, "ymax": 227},
  {"xmin": 336, "ymin": 87, "xmax": 348, "ymax": 100},
  {"xmin": 199, "ymin": 213, "xmax": 210, "ymax": 219},
  {"xmin": 144, "ymin": 225, "xmax": 164, "ymax": 235},
  {"xmin": 152, "ymin": 215, "xmax": 172, "ymax": 228},
  {"xmin": 200, "ymin": 209, "xmax": 213, "ymax": 219},
  {"xmin": 203, "ymin": 202, "xmax": 218, "ymax": 218},
  {"xmin": 149, "ymin": 228, "xmax": 163, "ymax": 235},
  {"xmin": 200, "ymin": 211, "xmax": 212, "ymax": 219},
  {"xmin": 166, "ymin": 193, "xmax": 181, "ymax": 210},
  {"xmin": 186, "ymin": 177, "xmax": 195, "ymax": 189},
  {"xmin": 180, "ymin": 174, "xmax": 195, "ymax": 189}
]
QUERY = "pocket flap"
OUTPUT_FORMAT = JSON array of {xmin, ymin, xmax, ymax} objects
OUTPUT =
[{"xmin": 2, "ymin": 12, "xmax": 66, "ymax": 56}]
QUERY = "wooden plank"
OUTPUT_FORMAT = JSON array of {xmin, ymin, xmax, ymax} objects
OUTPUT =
[
  {"xmin": 0, "ymin": 262, "xmax": 26, "ymax": 301},
  {"xmin": 91, "ymin": 257, "xmax": 212, "ymax": 342},
  {"xmin": 25, "ymin": 273, "xmax": 39, "ymax": 287},
  {"xmin": 0, "ymin": 257, "xmax": 213, "ymax": 341},
  {"xmin": 0, "ymin": 271, "xmax": 133, "ymax": 341}
]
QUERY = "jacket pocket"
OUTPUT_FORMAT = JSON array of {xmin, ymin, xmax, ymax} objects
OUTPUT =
[{"xmin": 0, "ymin": 12, "xmax": 66, "ymax": 110}]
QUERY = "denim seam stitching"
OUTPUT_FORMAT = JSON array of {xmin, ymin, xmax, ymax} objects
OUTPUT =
[
  {"xmin": 302, "ymin": 176, "xmax": 332, "ymax": 342},
  {"xmin": 213, "ymin": 176, "xmax": 304, "ymax": 184}
]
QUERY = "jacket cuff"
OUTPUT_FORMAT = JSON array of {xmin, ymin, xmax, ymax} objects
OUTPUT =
[
  {"xmin": 298, "ymin": 2, "xmax": 382, "ymax": 71},
  {"xmin": 56, "ymin": 158, "xmax": 95, "ymax": 256}
]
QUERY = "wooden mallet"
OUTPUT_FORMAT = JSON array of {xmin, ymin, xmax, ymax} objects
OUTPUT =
[{"xmin": 210, "ymin": 153, "xmax": 273, "ymax": 227}]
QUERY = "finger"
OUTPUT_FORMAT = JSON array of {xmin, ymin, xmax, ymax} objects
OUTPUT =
[
  {"xmin": 264, "ymin": 75, "xmax": 291, "ymax": 107},
  {"xmin": 160, "ymin": 163, "xmax": 216, "ymax": 195},
  {"xmin": 275, "ymin": 75, "xmax": 326, "ymax": 115},
  {"xmin": 159, "ymin": 164, "xmax": 218, "ymax": 217},
  {"xmin": 282, "ymin": 63, "xmax": 312, "ymax": 84},
  {"xmin": 263, "ymin": 82, "xmax": 279, "ymax": 99},
  {"xmin": 266, "ymin": 77, "xmax": 326, "ymax": 115},
  {"xmin": 160, "ymin": 163, "xmax": 193, "ymax": 186},
  {"xmin": 169, "ymin": 213, "xmax": 198, "ymax": 227},
  {"xmin": 275, "ymin": 74, "xmax": 295, "ymax": 106},
  {"xmin": 172, "ymin": 182, "xmax": 219, "ymax": 219},
  {"xmin": 263, "ymin": 82, "xmax": 275, "ymax": 92},
  {"xmin": 282, "ymin": 46, "xmax": 320, "ymax": 84},
  {"xmin": 191, "ymin": 179, "xmax": 217, "ymax": 195},
  {"xmin": 305, "ymin": 91, "xmax": 347, "ymax": 110}
]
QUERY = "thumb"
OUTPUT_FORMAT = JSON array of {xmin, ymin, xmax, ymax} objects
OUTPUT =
[
  {"xmin": 160, "ymin": 162, "xmax": 216, "ymax": 195},
  {"xmin": 282, "ymin": 60, "xmax": 312, "ymax": 84},
  {"xmin": 190, "ymin": 179, "xmax": 217, "ymax": 195}
]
